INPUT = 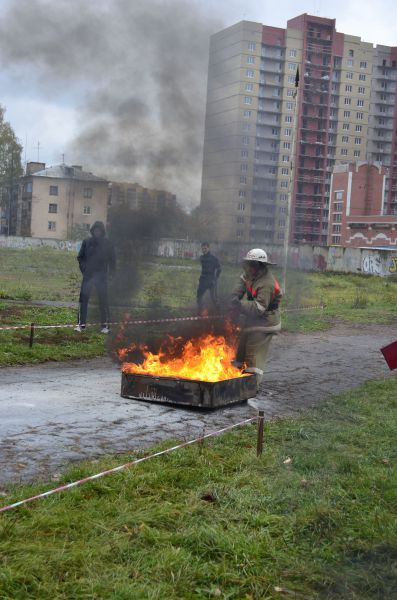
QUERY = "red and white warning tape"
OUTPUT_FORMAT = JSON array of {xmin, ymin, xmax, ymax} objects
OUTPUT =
[
  {"xmin": 0, "ymin": 305, "xmax": 324, "ymax": 332},
  {"xmin": 0, "ymin": 417, "xmax": 257, "ymax": 514}
]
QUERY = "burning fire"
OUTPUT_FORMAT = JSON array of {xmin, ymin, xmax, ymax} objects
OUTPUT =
[{"xmin": 120, "ymin": 333, "xmax": 247, "ymax": 382}]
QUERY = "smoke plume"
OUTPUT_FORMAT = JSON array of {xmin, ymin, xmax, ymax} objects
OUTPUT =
[{"xmin": 0, "ymin": 0, "xmax": 223, "ymax": 207}]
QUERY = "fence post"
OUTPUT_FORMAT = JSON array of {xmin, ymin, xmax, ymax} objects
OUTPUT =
[
  {"xmin": 29, "ymin": 323, "xmax": 35, "ymax": 348},
  {"xmin": 256, "ymin": 410, "xmax": 265, "ymax": 457}
]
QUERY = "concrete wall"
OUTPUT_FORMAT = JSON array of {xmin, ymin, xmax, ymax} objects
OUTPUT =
[{"xmin": 2, "ymin": 235, "xmax": 397, "ymax": 277}]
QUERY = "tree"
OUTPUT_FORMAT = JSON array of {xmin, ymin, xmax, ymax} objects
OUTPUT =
[{"xmin": 0, "ymin": 105, "xmax": 23, "ymax": 235}]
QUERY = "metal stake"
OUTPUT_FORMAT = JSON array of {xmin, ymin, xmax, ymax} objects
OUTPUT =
[
  {"xmin": 29, "ymin": 322, "xmax": 35, "ymax": 348},
  {"xmin": 256, "ymin": 410, "xmax": 265, "ymax": 456}
]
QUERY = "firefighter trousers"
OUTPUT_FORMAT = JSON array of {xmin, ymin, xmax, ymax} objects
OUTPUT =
[{"xmin": 235, "ymin": 330, "xmax": 275, "ymax": 391}]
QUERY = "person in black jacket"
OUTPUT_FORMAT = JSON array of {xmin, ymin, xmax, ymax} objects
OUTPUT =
[
  {"xmin": 197, "ymin": 242, "xmax": 221, "ymax": 314},
  {"xmin": 75, "ymin": 221, "xmax": 116, "ymax": 333}
]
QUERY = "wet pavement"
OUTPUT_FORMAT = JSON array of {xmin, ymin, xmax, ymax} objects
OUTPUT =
[{"xmin": 0, "ymin": 322, "xmax": 394, "ymax": 487}]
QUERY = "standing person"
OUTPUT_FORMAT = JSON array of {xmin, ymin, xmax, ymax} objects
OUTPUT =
[
  {"xmin": 75, "ymin": 221, "xmax": 116, "ymax": 334},
  {"xmin": 197, "ymin": 242, "xmax": 221, "ymax": 314},
  {"xmin": 229, "ymin": 248, "xmax": 282, "ymax": 392}
]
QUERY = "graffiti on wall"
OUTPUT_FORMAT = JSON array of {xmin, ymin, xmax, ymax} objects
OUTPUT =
[
  {"xmin": 388, "ymin": 256, "xmax": 397, "ymax": 274},
  {"xmin": 361, "ymin": 254, "xmax": 382, "ymax": 275}
]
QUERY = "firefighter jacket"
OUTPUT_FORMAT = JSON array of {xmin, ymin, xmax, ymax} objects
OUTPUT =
[{"xmin": 232, "ymin": 267, "xmax": 282, "ymax": 333}]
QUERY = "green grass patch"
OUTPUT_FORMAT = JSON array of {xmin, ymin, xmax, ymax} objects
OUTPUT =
[{"xmin": 0, "ymin": 378, "xmax": 396, "ymax": 599}]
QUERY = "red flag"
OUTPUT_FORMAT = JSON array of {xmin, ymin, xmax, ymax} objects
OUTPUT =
[{"xmin": 380, "ymin": 340, "xmax": 397, "ymax": 370}]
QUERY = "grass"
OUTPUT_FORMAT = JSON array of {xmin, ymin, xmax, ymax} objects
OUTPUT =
[
  {"xmin": 2, "ymin": 247, "xmax": 397, "ymax": 365},
  {"xmin": 0, "ymin": 377, "xmax": 396, "ymax": 599}
]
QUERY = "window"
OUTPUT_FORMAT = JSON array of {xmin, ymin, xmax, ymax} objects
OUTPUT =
[
  {"xmin": 344, "ymin": 110, "xmax": 351, "ymax": 118},
  {"xmin": 48, "ymin": 203, "xmax": 57, "ymax": 213},
  {"xmin": 354, "ymin": 137, "xmax": 361, "ymax": 145},
  {"xmin": 240, "ymin": 176, "xmax": 247, "ymax": 184},
  {"xmin": 333, "ymin": 213, "xmax": 342, "ymax": 223},
  {"xmin": 335, "ymin": 191, "xmax": 343, "ymax": 200},
  {"xmin": 83, "ymin": 188, "xmax": 93, "ymax": 198},
  {"xmin": 48, "ymin": 221, "xmax": 56, "ymax": 231},
  {"xmin": 344, "ymin": 97, "xmax": 351, "ymax": 105},
  {"xmin": 246, "ymin": 69, "xmax": 254, "ymax": 78},
  {"xmin": 241, "ymin": 150, "xmax": 248, "ymax": 157},
  {"xmin": 346, "ymin": 72, "xmax": 353, "ymax": 79},
  {"xmin": 49, "ymin": 185, "xmax": 58, "ymax": 196},
  {"xmin": 237, "ymin": 202, "xmax": 245, "ymax": 210},
  {"xmin": 333, "ymin": 224, "xmax": 341, "ymax": 233},
  {"xmin": 244, "ymin": 96, "xmax": 252, "ymax": 105},
  {"xmin": 341, "ymin": 148, "xmax": 348, "ymax": 155},
  {"xmin": 287, "ymin": 75, "xmax": 295, "ymax": 84},
  {"xmin": 23, "ymin": 182, "xmax": 33, "ymax": 193},
  {"xmin": 347, "ymin": 58, "xmax": 354, "ymax": 66},
  {"xmin": 332, "ymin": 235, "xmax": 341, "ymax": 244},
  {"xmin": 356, "ymin": 112, "xmax": 364, "ymax": 120},
  {"xmin": 357, "ymin": 99, "xmax": 364, "ymax": 107},
  {"xmin": 354, "ymin": 150, "xmax": 361, "ymax": 157},
  {"xmin": 348, "ymin": 49, "xmax": 354, "ymax": 57},
  {"xmin": 238, "ymin": 191, "xmax": 246, "ymax": 198},
  {"xmin": 360, "ymin": 61, "xmax": 367, "ymax": 68},
  {"xmin": 248, "ymin": 42, "xmax": 256, "ymax": 51},
  {"xmin": 237, "ymin": 215, "xmax": 245, "ymax": 224},
  {"xmin": 242, "ymin": 136, "xmax": 250, "ymax": 145},
  {"xmin": 282, "ymin": 155, "xmax": 289, "ymax": 162},
  {"xmin": 280, "ymin": 181, "xmax": 288, "ymax": 188},
  {"xmin": 268, "ymin": 166, "xmax": 276, "ymax": 174},
  {"xmin": 280, "ymin": 194, "xmax": 288, "ymax": 202},
  {"xmin": 247, "ymin": 55, "xmax": 255, "ymax": 64},
  {"xmin": 345, "ymin": 84, "xmax": 352, "ymax": 92},
  {"xmin": 289, "ymin": 48, "xmax": 297, "ymax": 57},
  {"xmin": 358, "ymin": 86, "xmax": 365, "ymax": 94},
  {"xmin": 83, "ymin": 205, "xmax": 91, "ymax": 215},
  {"xmin": 242, "ymin": 123, "xmax": 250, "ymax": 131},
  {"xmin": 245, "ymin": 83, "xmax": 253, "ymax": 92},
  {"xmin": 359, "ymin": 73, "xmax": 366, "ymax": 81},
  {"xmin": 283, "ymin": 141, "xmax": 291, "ymax": 149},
  {"xmin": 342, "ymin": 123, "xmax": 350, "ymax": 130},
  {"xmin": 355, "ymin": 124, "xmax": 362, "ymax": 132},
  {"xmin": 271, "ymin": 128, "xmax": 278, "ymax": 136},
  {"xmin": 288, "ymin": 62, "xmax": 296, "ymax": 70},
  {"xmin": 243, "ymin": 110, "xmax": 252, "ymax": 118},
  {"xmin": 342, "ymin": 135, "xmax": 349, "ymax": 143},
  {"xmin": 286, "ymin": 89, "xmax": 294, "ymax": 96},
  {"xmin": 241, "ymin": 164, "xmax": 248, "ymax": 172},
  {"xmin": 334, "ymin": 203, "xmax": 342, "ymax": 212},
  {"xmin": 284, "ymin": 128, "xmax": 291, "ymax": 136},
  {"xmin": 285, "ymin": 115, "xmax": 293, "ymax": 123},
  {"xmin": 280, "ymin": 167, "xmax": 289, "ymax": 176},
  {"xmin": 286, "ymin": 101, "xmax": 293, "ymax": 110}
]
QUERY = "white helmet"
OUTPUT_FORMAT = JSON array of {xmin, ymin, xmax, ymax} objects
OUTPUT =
[{"xmin": 243, "ymin": 248, "xmax": 275, "ymax": 264}]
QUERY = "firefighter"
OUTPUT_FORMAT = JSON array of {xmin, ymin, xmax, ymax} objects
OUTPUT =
[
  {"xmin": 196, "ymin": 242, "xmax": 221, "ymax": 314},
  {"xmin": 75, "ymin": 221, "xmax": 116, "ymax": 333},
  {"xmin": 229, "ymin": 248, "xmax": 282, "ymax": 392}
]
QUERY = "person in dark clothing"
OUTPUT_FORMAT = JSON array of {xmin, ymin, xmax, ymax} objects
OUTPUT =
[
  {"xmin": 75, "ymin": 221, "xmax": 116, "ymax": 333},
  {"xmin": 197, "ymin": 242, "xmax": 221, "ymax": 314}
]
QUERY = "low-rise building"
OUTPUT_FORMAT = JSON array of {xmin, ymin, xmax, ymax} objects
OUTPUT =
[
  {"xmin": 328, "ymin": 162, "xmax": 397, "ymax": 247},
  {"xmin": 17, "ymin": 163, "xmax": 108, "ymax": 240},
  {"xmin": 108, "ymin": 181, "xmax": 176, "ymax": 211}
]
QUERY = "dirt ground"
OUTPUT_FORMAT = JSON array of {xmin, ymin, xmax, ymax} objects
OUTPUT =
[{"xmin": 0, "ymin": 322, "xmax": 394, "ymax": 488}]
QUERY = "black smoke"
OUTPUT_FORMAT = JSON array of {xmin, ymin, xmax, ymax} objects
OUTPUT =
[{"xmin": 0, "ymin": 0, "xmax": 223, "ymax": 208}]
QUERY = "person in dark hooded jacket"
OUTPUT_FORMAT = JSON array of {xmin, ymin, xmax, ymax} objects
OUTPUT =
[{"xmin": 75, "ymin": 221, "xmax": 116, "ymax": 333}]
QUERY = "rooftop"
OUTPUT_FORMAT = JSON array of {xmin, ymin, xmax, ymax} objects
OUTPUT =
[{"xmin": 30, "ymin": 164, "xmax": 108, "ymax": 182}]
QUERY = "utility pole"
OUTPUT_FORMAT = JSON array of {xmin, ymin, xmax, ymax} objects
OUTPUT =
[{"xmin": 281, "ymin": 67, "xmax": 300, "ymax": 295}]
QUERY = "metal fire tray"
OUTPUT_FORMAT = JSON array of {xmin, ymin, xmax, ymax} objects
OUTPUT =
[{"xmin": 121, "ymin": 372, "xmax": 257, "ymax": 409}]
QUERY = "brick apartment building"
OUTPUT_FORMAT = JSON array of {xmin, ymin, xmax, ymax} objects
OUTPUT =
[
  {"xmin": 328, "ymin": 161, "xmax": 397, "ymax": 247},
  {"xmin": 201, "ymin": 14, "xmax": 397, "ymax": 245}
]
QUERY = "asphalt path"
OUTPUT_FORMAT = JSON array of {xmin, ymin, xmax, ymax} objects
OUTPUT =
[{"xmin": 0, "ymin": 322, "xmax": 394, "ymax": 487}]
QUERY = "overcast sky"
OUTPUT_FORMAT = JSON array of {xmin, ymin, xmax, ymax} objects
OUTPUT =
[{"xmin": 0, "ymin": 0, "xmax": 396, "ymax": 206}]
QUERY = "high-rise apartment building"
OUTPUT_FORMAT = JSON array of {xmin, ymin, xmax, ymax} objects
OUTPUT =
[{"xmin": 200, "ymin": 14, "xmax": 397, "ymax": 245}]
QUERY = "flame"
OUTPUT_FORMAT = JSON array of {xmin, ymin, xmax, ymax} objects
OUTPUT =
[{"xmin": 120, "ymin": 333, "xmax": 247, "ymax": 382}]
